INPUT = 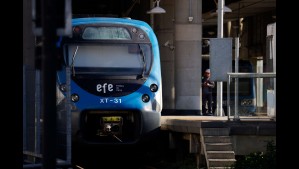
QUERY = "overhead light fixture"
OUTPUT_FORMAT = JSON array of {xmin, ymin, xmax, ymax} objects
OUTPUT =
[
  {"xmin": 210, "ymin": 0, "xmax": 232, "ymax": 16},
  {"xmin": 147, "ymin": 0, "xmax": 166, "ymax": 14},
  {"xmin": 216, "ymin": 5, "xmax": 232, "ymax": 13}
]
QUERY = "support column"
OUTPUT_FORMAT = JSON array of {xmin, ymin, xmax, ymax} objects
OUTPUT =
[
  {"xmin": 174, "ymin": 0, "xmax": 202, "ymax": 115},
  {"xmin": 155, "ymin": 0, "xmax": 176, "ymax": 115},
  {"xmin": 23, "ymin": 0, "xmax": 37, "ymax": 153},
  {"xmin": 41, "ymin": 0, "xmax": 58, "ymax": 168}
]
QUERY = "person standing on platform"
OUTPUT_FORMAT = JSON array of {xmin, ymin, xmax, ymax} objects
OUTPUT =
[{"xmin": 202, "ymin": 69, "xmax": 215, "ymax": 116}]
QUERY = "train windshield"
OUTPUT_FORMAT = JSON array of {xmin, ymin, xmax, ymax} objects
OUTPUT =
[
  {"xmin": 82, "ymin": 27, "xmax": 131, "ymax": 40},
  {"xmin": 65, "ymin": 43, "xmax": 152, "ymax": 76}
]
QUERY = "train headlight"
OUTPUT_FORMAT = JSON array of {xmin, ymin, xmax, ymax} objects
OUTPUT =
[
  {"xmin": 241, "ymin": 99, "xmax": 253, "ymax": 106},
  {"xmin": 71, "ymin": 93, "xmax": 79, "ymax": 102},
  {"xmin": 142, "ymin": 94, "xmax": 150, "ymax": 102},
  {"xmin": 73, "ymin": 26, "xmax": 82, "ymax": 34},
  {"xmin": 139, "ymin": 33, "xmax": 145, "ymax": 39},
  {"xmin": 150, "ymin": 84, "xmax": 158, "ymax": 92},
  {"xmin": 131, "ymin": 27, "xmax": 137, "ymax": 33}
]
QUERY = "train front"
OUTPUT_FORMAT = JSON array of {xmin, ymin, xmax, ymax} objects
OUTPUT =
[{"xmin": 56, "ymin": 18, "xmax": 163, "ymax": 145}]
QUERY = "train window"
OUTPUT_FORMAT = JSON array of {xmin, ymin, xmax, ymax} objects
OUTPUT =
[
  {"xmin": 82, "ymin": 27, "xmax": 131, "ymax": 40},
  {"xmin": 202, "ymin": 39, "xmax": 210, "ymax": 55},
  {"xmin": 66, "ymin": 44, "xmax": 152, "ymax": 75}
]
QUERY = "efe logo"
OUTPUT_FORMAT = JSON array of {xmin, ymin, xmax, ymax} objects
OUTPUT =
[{"xmin": 96, "ymin": 83, "xmax": 113, "ymax": 93}]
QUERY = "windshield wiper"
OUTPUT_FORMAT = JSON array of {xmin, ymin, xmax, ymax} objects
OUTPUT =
[
  {"xmin": 71, "ymin": 46, "xmax": 79, "ymax": 77},
  {"xmin": 138, "ymin": 44, "xmax": 146, "ymax": 80}
]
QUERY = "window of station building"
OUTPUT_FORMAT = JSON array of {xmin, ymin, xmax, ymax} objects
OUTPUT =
[{"xmin": 202, "ymin": 38, "xmax": 210, "ymax": 55}]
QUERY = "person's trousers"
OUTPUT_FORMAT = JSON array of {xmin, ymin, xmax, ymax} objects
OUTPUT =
[{"xmin": 202, "ymin": 93, "xmax": 213, "ymax": 114}]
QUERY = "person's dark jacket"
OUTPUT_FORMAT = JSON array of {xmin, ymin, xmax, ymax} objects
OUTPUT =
[{"xmin": 202, "ymin": 77, "xmax": 215, "ymax": 94}]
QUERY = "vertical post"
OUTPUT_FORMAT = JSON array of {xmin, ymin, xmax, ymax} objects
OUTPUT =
[
  {"xmin": 23, "ymin": 65, "xmax": 27, "ymax": 151},
  {"xmin": 266, "ymin": 23, "xmax": 276, "ymax": 118},
  {"xmin": 234, "ymin": 15, "xmax": 240, "ymax": 120},
  {"xmin": 150, "ymin": 0, "xmax": 155, "ymax": 28},
  {"xmin": 35, "ymin": 70, "xmax": 41, "ymax": 155},
  {"xmin": 234, "ymin": 37, "xmax": 239, "ymax": 119},
  {"xmin": 216, "ymin": 0, "xmax": 224, "ymax": 116},
  {"xmin": 41, "ymin": 0, "xmax": 58, "ymax": 168},
  {"xmin": 256, "ymin": 57, "xmax": 263, "ymax": 114},
  {"xmin": 66, "ymin": 67, "xmax": 72, "ymax": 162},
  {"xmin": 272, "ymin": 24, "xmax": 276, "ymax": 117},
  {"xmin": 227, "ymin": 74, "xmax": 230, "ymax": 120}
]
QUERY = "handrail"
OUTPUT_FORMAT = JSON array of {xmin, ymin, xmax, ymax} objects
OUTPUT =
[
  {"xmin": 227, "ymin": 72, "xmax": 276, "ymax": 121},
  {"xmin": 227, "ymin": 72, "xmax": 276, "ymax": 78}
]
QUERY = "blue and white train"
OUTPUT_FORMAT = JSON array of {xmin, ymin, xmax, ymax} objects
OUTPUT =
[{"xmin": 56, "ymin": 17, "xmax": 163, "ymax": 146}]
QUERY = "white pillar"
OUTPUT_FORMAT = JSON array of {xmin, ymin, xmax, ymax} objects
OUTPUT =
[{"xmin": 216, "ymin": 0, "xmax": 224, "ymax": 116}]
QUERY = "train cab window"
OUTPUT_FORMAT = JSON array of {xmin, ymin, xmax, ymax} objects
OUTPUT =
[
  {"xmin": 65, "ymin": 44, "xmax": 152, "ymax": 76},
  {"xmin": 82, "ymin": 27, "xmax": 131, "ymax": 40}
]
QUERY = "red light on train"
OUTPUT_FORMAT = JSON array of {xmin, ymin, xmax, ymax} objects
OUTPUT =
[{"xmin": 73, "ymin": 26, "xmax": 82, "ymax": 34}]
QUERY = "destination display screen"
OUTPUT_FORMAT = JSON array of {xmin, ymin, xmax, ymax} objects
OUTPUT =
[{"xmin": 102, "ymin": 116, "xmax": 122, "ymax": 122}]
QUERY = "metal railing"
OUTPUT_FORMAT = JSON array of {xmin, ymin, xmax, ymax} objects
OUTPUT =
[{"xmin": 227, "ymin": 72, "xmax": 276, "ymax": 121}]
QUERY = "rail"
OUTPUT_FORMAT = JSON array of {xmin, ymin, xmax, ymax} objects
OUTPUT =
[{"xmin": 227, "ymin": 72, "xmax": 276, "ymax": 121}]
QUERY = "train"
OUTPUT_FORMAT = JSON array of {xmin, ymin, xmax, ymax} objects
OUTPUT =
[{"xmin": 56, "ymin": 17, "xmax": 163, "ymax": 147}]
